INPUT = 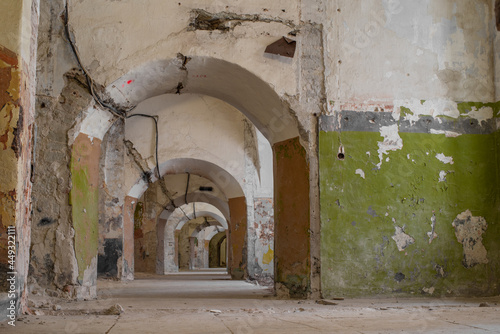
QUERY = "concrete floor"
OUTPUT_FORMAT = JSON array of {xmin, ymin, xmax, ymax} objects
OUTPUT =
[{"xmin": 2, "ymin": 272, "xmax": 500, "ymax": 333}]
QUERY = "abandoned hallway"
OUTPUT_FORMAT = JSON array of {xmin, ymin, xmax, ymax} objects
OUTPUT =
[{"xmin": 2, "ymin": 0, "xmax": 500, "ymax": 333}]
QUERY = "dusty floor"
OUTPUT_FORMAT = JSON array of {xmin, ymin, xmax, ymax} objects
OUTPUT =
[{"xmin": 2, "ymin": 271, "xmax": 500, "ymax": 333}]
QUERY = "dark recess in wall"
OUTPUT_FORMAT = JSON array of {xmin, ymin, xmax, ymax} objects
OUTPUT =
[{"xmin": 98, "ymin": 238, "xmax": 123, "ymax": 278}]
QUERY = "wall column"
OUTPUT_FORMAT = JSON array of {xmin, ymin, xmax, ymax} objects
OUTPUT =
[
  {"xmin": 70, "ymin": 133, "xmax": 101, "ymax": 299},
  {"xmin": 228, "ymin": 197, "xmax": 247, "ymax": 279},
  {"xmin": 273, "ymin": 137, "xmax": 311, "ymax": 298},
  {"xmin": 122, "ymin": 196, "xmax": 136, "ymax": 280}
]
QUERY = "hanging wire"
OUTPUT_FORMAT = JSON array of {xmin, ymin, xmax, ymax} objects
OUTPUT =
[{"xmin": 65, "ymin": 1, "xmax": 191, "ymax": 222}]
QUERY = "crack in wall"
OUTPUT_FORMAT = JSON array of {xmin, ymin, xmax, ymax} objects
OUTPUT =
[
  {"xmin": 188, "ymin": 9, "xmax": 297, "ymax": 32},
  {"xmin": 124, "ymin": 139, "xmax": 152, "ymax": 183}
]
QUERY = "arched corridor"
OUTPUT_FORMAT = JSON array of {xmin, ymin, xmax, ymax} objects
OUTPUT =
[{"xmin": 2, "ymin": 0, "xmax": 500, "ymax": 331}]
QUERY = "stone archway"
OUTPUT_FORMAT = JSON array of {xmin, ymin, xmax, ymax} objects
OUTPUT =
[{"xmin": 72, "ymin": 56, "xmax": 311, "ymax": 298}]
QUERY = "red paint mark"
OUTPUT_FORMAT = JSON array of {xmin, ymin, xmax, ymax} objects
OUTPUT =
[{"xmin": 127, "ymin": 80, "xmax": 134, "ymax": 85}]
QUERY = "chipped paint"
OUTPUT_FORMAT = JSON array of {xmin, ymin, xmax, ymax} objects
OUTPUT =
[
  {"xmin": 70, "ymin": 134, "xmax": 101, "ymax": 284},
  {"xmin": 355, "ymin": 169, "xmax": 365, "ymax": 179},
  {"xmin": 320, "ymin": 120, "xmax": 500, "ymax": 297},
  {"xmin": 262, "ymin": 245, "xmax": 274, "ymax": 265},
  {"xmin": 438, "ymin": 170, "xmax": 447, "ymax": 182},
  {"xmin": 466, "ymin": 106, "xmax": 493, "ymax": 125},
  {"xmin": 430, "ymin": 129, "xmax": 461, "ymax": 137},
  {"xmin": 427, "ymin": 214, "xmax": 438, "ymax": 244},
  {"xmin": 422, "ymin": 287, "xmax": 435, "ymax": 295},
  {"xmin": 377, "ymin": 124, "xmax": 403, "ymax": 168},
  {"xmin": 391, "ymin": 226, "xmax": 415, "ymax": 252},
  {"xmin": 435, "ymin": 153, "xmax": 454, "ymax": 165},
  {"xmin": 396, "ymin": 99, "xmax": 461, "ymax": 124},
  {"xmin": 452, "ymin": 210, "xmax": 488, "ymax": 268}
]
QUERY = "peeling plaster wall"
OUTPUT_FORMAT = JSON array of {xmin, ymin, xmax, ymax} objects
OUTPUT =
[
  {"xmin": 318, "ymin": 1, "xmax": 500, "ymax": 298},
  {"xmin": 26, "ymin": 0, "xmax": 500, "ymax": 303},
  {"xmin": 70, "ymin": 133, "xmax": 101, "ymax": 299},
  {"xmin": 0, "ymin": 0, "xmax": 39, "ymax": 320},
  {"xmin": 250, "ymin": 198, "xmax": 274, "ymax": 279},
  {"xmin": 319, "ymin": 104, "xmax": 500, "ymax": 297},
  {"xmin": 244, "ymin": 120, "xmax": 275, "ymax": 281}
]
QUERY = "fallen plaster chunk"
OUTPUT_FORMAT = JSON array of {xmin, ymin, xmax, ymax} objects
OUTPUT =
[
  {"xmin": 427, "ymin": 214, "xmax": 438, "ymax": 244},
  {"xmin": 377, "ymin": 124, "xmax": 403, "ymax": 169},
  {"xmin": 392, "ymin": 226, "xmax": 415, "ymax": 251},
  {"xmin": 422, "ymin": 287, "xmax": 435, "ymax": 295},
  {"xmin": 355, "ymin": 169, "xmax": 365, "ymax": 179},
  {"xmin": 452, "ymin": 210, "xmax": 488, "ymax": 268},
  {"xmin": 102, "ymin": 304, "xmax": 124, "ymax": 315},
  {"xmin": 435, "ymin": 153, "xmax": 454, "ymax": 165}
]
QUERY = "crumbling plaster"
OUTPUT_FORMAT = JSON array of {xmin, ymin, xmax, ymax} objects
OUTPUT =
[{"xmin": 0, "ymin": 0, "xmax": 39, "ymax": 320}]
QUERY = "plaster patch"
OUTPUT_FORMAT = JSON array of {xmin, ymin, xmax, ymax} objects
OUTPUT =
[
  {"xmin": 435, "ymin": 153, "xmax": 454, "ymax": 165},
  {"xmin": 391, "ymin": 226, "xmax": 415, "ymax": 252},
  {"xmin": 422, "ymin": 287, "xmax": 435, "ymax": 295},
  {"xmin": 377, "ymin": 124, "xmax": 403, "ymax": 168},
  {"xmin": 427, "ymin": 214, "xmax": 438, "ymax": 244},
  {"xmin": 438, "ymin": 170, "xmax": 447, "ymax": 182},
  {"xmin": 452, "ymin": 210, "xmax": 488, "ymax": 268},
  {"xmin": 355, "ymin": 169, "xmax": 365, "ymax": 179}
]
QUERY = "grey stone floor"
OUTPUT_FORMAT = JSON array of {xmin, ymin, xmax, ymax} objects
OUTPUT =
[{"xmin": 2, "ymin": 272, "xmax": 499, "ymax": 333}]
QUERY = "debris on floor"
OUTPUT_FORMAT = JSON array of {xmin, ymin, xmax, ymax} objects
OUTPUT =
[
  {"xmin": 102, "ymin": 304, "xmax": 124, "ymax": 315},
  {"xmin": 316, "ymin": 299, "xmax": 338, "ymax": 305}
]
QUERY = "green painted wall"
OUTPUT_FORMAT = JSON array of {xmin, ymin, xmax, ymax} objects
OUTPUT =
[
  {"xmin": 70, "ymin": 134, "xmax": 100, "ymax": 282},
  {"xmin": 320, "ymin": 128, "xmax": 500, "ymax": 297}
]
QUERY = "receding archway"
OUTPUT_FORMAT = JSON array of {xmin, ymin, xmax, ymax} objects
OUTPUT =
[{"xmin": 71, "ymin": 56, "xmax": 311, "ymax": 298}]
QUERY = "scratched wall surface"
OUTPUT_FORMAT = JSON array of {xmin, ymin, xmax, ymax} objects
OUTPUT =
[{"xmin": 319, "ymin": 104, "xmax": 500, "ymax": 298}]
